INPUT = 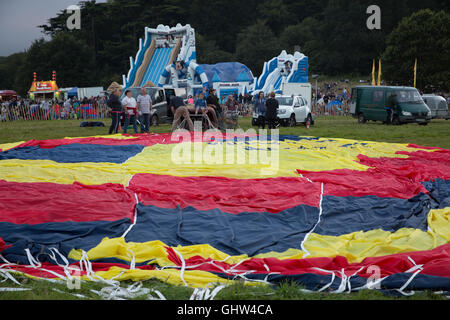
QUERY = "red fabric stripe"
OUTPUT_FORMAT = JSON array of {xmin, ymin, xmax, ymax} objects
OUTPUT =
[
  {"xmin": 297, "ymin": 168, "xmax": 428, "ymax": 199},
  {"xmin": 129, "ymin": 174, "xmax": 321, "ymax": 213},
  {"xmin": 8, "ymin": 132, "xmax": 260, "ymax": 150},
  {"xmin": 167, "ymin": 243, "xmax": 450, "ymax": 279},
  {"xmin": 0, "ymin": 181, "xmax": 136, "ymax": 224},
  {"xmin": 10, "ymin": 133, "xmax": 176, "ymax": 149},
  {"xmin": 298, "ymin": 149, "xmax": 450, "ymax": 198},
  {"xmin": 0, "ymin": 237, "xmax": 11, "ymax": 252}
]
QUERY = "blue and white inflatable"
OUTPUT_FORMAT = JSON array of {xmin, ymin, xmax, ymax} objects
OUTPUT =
[
  {"xmin": 254, "ymin": 50, "xmax": 308, "ymax": 95},
  {"xmin": 159, "ymin": 60, "xmax": 209, "ymax": 94}
]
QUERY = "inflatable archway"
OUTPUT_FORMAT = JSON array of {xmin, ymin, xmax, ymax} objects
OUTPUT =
[{"xmin": 159, "ymin": 60, "xmax": 209, "ymax": 94}]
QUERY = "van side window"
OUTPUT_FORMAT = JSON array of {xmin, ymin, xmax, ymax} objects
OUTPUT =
[{"xmin": 373, "ymin": 91, "xmax": 384, "ymax": 102}]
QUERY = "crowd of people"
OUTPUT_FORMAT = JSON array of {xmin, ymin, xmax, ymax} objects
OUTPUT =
[
  {"xmin": 0, "ymin": 96, "xmax": 109, "ymax": 122},
  {"xmin": 312, "ymin": 82, "xmax": 351, "ymax": 116}
]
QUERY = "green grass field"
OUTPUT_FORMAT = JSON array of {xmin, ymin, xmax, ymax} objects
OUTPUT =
[{"xmin": 0, "ymin": 116, "xmax": 449, "ymax": 300}]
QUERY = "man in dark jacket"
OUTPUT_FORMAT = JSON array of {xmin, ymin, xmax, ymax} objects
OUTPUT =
[
  {"xmin": 206, "ymin": 88, "xmax": 222, "ymax": 128},
  {"xmin": 265, "ymin": 92, "xmax": 279, "ymax": 129},
  {"xmin": 107, "ymin": 88, "xmax": 123, "ymax": 134},
  {"xmin": 206, "ymin": 88, "xmax": 221, "ymax": 114},
  {"xmin": 385, "ymin": 93, "xmax": 398, "ymax": 125}
]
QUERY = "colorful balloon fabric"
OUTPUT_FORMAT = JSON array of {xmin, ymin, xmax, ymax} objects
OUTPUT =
[{"xmin": 0, "ymin": 132, "xmax": 449, "ymax": 295}]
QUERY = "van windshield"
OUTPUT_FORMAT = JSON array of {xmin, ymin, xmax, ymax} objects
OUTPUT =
[
  {"xmin": 395, "ymin": 90, "xmax": 423, "ymax": 103},
  {"xmin": 276, "ymin": 97, "xmax": 293, "ymax": 106}
]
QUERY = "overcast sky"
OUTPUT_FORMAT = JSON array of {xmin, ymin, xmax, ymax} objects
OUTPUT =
[{"xmin": 0, "ymin": 0, "xmax": 106, "ymax": 56}]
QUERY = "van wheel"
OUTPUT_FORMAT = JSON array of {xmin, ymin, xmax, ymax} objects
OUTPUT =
[
  {"xmin": 358, "ymin": 113, "xmax": 366, "ymax": 124},
  {"xmin": 151, "ymin": 114, "xmax": 159, "ymax": 126},
  {"xmin": 289, "ymin": 114, "xmax": 296, "ymax": 127}
]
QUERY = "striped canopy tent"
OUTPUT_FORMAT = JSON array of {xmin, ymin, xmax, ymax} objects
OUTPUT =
[{"xmin": 28, "ymin": 80, "xmax": 60, "ymax": 100}]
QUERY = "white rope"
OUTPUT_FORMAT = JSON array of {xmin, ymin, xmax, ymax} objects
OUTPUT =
[
  {"xmin": 189, "ymin": 284, "xmax": 227, "ymax": 300},
  {"xmin": 206, "ymin": 285, "xmax": 226, "ymax": 300},
  {"xmin": 311, "ymin": 267, "xmax": 336, "ymax": 292},
  {"xmin": 405, "ymin": 256, "xmax": 424, "ymax": 273},
  {"xmin": 90, "ymin": 281, "xmax": 166, "ymax": 300},
  {"xmin": 331, "ymin": 268, "xmax": 347, "ymax": 293},
  {"xmin": 23, "ymin": 249, "xmax": 69, "ymax": 281},
  {"xmin": 346, "ymin": 266, "xmax": 365, "ymax": 293},
  {"xmin": 121, "ymin": 193, "xmax": 139, "ymax": 238},
  {"xmin": 127, "ymin": 249, "xmax": 136, "ymax": 270},
  {"xmin": 189, "ymin": 287, "xmax": 203, "ymax": 300},
  {"xmin": 24, "ymin": 248, "xmax": 41, "ymax": 268},
  {"xmin": 151, "ymin": 289, "xmax": 167, "ymax": 300},
  {"xmin": 0, "ymin": 268, "xmax": 21, "ymax": 285},
  {"xmin": 0, "ymin": 287, "xmax": 31, "ymax": 292},
  {"xmin": 301, "ymin": 182, "xmax": 324, "ymax": 257},
  {"xmin": 48, "ymin": 247, "xmax": 72, "ymax": 280},
  {"xmin": 395, "ymin": 268, "xmax": 423, "ymax": 296},
  {"xmin": 172, "ymin": 248, "xmax": 188, "ymax": 287}
]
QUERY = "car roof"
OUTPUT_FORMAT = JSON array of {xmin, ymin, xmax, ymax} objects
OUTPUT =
[
  {"xmin": 354, "ymin": 85, "xmax": 417, "ymax": 90},
  {"xmin": 422, "ymin": 94, "xmax": 445, "ymax": 99},
  {"xmin": 275, "ymin": 95, "xmax": 301, "ymax": 98}
]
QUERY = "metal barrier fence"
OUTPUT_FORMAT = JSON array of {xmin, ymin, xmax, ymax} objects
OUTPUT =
[
  {"xmin": 0, "ymin": 102, "xmax": 110, "ymax": 122},
  {"xmin": 312, "ymin": 101, "xmax": 351, "ymax": 116}
]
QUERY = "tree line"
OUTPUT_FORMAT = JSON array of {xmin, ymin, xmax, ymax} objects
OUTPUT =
[{"xmin": 0, "ymin": 0, "xmax": 448, "ymax": 96}]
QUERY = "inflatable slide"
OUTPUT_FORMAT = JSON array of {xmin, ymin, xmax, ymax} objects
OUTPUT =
[
  {"xmin": 254, "ymin": 50, "xmax": 309, "ymax": 94},
  {"xmin": 122, "ymin": 24, "xmax": 194, "ymax": 89}
]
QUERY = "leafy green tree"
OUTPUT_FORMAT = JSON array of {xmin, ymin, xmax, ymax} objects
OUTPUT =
[
  {"xmin": 235, "ymin": 20, "xmax": 281, "ymax": 75},
  {"xmin": 256, "ymin": 0, "xmax": 296, "ymax": 35},
  {"xmin": 196, "ymin": 33, "xmax": 235, "ymax": 64},
  {"xmin": 0, "ymin": 52, "xmax": 27, "ymax": 91},
  {"xmin": 382, "ymin": 9, "xmax": 450, "ymax": 91},
  {"xmin": 2, "ymin": 0, "xmax": 450, "ymax": 94}
]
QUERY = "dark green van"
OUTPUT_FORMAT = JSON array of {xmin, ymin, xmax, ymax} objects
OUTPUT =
[{"xmin": 350, "ymin": 86, "xmax": 432, "ymax": 125}]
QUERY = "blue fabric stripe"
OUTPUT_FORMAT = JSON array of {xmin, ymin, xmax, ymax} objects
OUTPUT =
[{"xmin": 0, "ymin": 143, "xmax": 145, "ymax": 163}]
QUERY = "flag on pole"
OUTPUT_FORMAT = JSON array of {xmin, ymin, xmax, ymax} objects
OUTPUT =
[
  {"xmin": 414, "ymin": 58, "xmax": 417, "ymax": 88},
  {"xmin": 377, "ymin": 59, "xmax": 382, "ymax": 86},
  {"xmin": 372, "ymin": 59, "xmax": 376, "ymax": 86}
]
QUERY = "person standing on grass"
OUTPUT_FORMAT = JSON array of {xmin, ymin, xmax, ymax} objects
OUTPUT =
[
  {"xmin": 254, "ymin": 91, "xmax": 266, "ymax": 129},
  {"xmin": 265, "ymin": 92, "xmax": 279, "ymax": 129},
  {"xmin": 107, "ymin": 88, "xmax": 123, "ymax": 134},
  {"xmin": 385, "ymin": 93, "xmax": 398, "ymax": 125},
  {"xmin": 122, "ymin": 90, "xmax": 138, "ymax": 134},
  {"xmin": 137, "ymin": 88, "xmax": 152, "ymax": 133}
]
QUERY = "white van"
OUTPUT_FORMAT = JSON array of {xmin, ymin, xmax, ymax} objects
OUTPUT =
[
  {"xmin": 422, "ymin": 95, "xmax": 449, "ymax": 120},
  {"xmin": 252, "ymin": 95, "xmax": 314, "ymax": 127}
]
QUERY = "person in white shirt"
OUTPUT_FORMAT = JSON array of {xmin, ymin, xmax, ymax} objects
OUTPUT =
[
  {"xmin": 136, "ymin": 87, "xmax": 152, "ymax": 133},
  {"xmin": 121, "ymin": 90, "xmax": 138, "ymax": 134}
]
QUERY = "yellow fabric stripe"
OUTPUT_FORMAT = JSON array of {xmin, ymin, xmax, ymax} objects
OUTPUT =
[
  {"xmin": 0, "ymin": 141, "xmax": 26, "ymax": 151},
  {"xmin": 123, "ymin": 137, "xmax": 418, "ymax": 179},
  {"xmin": 0, "ymin": 159, "xmax": 131, "ymax": 185},
  {"xmin": 0, "ymin": 135, "xmax": 437, "ymax": 184}
]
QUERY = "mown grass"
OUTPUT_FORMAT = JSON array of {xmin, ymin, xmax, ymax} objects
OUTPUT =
[
  {"xmin": 0, "ymin": 116, "xmax": 449, "ymax": 300},
  {"xmin": 0, "ymin": 275, "xmax": 448, "ymax": 300}
]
